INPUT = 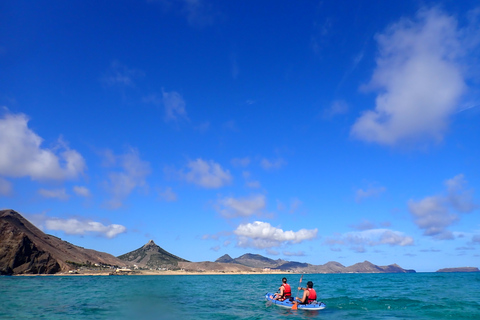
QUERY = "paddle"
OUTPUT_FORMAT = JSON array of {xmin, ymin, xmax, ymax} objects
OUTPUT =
[{"xmin": 292, "ymin": 275, "xmax": 303, "ymax": 311}]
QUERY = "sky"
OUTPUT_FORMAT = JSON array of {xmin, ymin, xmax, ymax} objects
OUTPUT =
[{"xmin": 1, "ymin": 0, "xmax": 479, "ymax": 272}]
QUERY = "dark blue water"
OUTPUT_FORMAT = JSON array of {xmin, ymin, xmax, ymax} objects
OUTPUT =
[{"xmin": 1, "ymin": 273, "xmax": 479, "ymax": 319}]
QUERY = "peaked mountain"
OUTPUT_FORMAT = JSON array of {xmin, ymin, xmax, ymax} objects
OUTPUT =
[
  {"xmin": 215, "ymin": 254, "xmax": 233, "ymax": 263},
  {"xmin": 117, "ymin": 240, "xmax": 189, "ymax": 269},
  {"xmin": 0, "ymin": 209, "xmax": 126, "ymax": 275}
]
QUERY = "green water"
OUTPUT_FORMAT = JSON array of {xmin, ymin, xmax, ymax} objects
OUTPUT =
[{"xmin": 1, "ymin": 273, "xmax": 479, "ymax": 319}]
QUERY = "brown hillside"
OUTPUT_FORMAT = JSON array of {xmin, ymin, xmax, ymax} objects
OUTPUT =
[{"xmin": 0, "ymin": 209, "xmax": 127, "ymax": 275}]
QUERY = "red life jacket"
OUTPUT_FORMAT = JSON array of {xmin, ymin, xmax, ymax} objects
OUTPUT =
[
  {"xmin": 282, "ymin": 283, "xmax": 291, "ymax": 297},
  {"xmin": 307, "ymin": 288, "xmax": 317, "ymax": 303}
]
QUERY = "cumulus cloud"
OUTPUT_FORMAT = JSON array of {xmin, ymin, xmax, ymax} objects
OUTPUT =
[
  {"xmin": 44, "ymin": 217, "xmax": 126, "ymax": 238},
  {"xmin": 408, "ymin": 174, "xmax": 477, "ymax": 239},
  {"xmin": 103, "ymin": 148, "xmax": 151, "ymax": 209},
  {"xmin": 234, "ymin": 221, "xmax": 318, "ymax": 249},
  {"xmin": 351, "ymin": 8, "xmax": 468, "ymax": 146},
  {"xmin": 325, "ymin": 228, "xmax": 414, "ymax": 252},
  {"xmin": 38, "ymin": 188, "xmax": 70, "ymax": 201},
  {"xmin": 0, "ymin": 112, "xmax": 86, "ymax": 181},
  {"xmin": 73, "ymin": 186, "xmax": 91, "ymax": 197},
  {"xmin": 216, "ymin": 194, "xmax": 266, "ymax": 218},
  {"xmin": 181, "ymin": 158, "xmax": 232, "ymax": 188}
]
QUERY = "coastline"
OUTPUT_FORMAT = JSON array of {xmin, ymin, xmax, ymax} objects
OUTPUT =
[{"xmin": 14, "ymin": 269, "xmax": 293, "ymax": 276}]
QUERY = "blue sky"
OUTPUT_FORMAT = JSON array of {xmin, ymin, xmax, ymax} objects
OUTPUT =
[{"xmin": 1, "ymin": 0, "xmax": 479, "ymax": 272}]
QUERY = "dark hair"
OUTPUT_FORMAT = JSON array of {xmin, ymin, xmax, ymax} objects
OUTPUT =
[
  {"xmin": 282, "ymin": 277, "xmax": 287, "ymax": 283},
  {"xmin": 307, "ymin": 281, "xmax": 313, "ymax": 288}
]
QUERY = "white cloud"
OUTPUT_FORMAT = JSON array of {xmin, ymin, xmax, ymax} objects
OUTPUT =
[
  {"xmin": 182, "ymin": 158, "xmax": 232, "ymax": 188},
  {"xmin": 73, "ymin": 186, "xmax": 91, "ymax": 197},
  {"xmin": 260, "ymin": 158, "xmax": 286, "ymax": 170},
  {"xmin": 325, "ymin": 228, "xmax": 414, "ymax": 252},
  {"xmin": 158, "ymin": 187, "xmax": 178, "ymax": 202},
  {"xmin": 44, "ymin": 217, "xmax": 126, "ymax": 238},
  {"xmin": 38, "ymin": 188, "xmax": 70, "ymax": 201},
  {"xmin": 103, "ymin": 148, "xmax": 151, "ymax": 209},
  {"xmin": 0, "ymin": 112, "xmax": 86, "ymax": 181},
  {"xmin": 216, "ymin": 194, "xmax": 266, "ymax": 218},
  {"xmin": 0, "ymin": 177, "xmax": 12, "ymax": 196},
  {"xmin": 351, "ymin": 8, "xmax": 468, "ymax": 146},
  {"xmin": 408, "ymin": 174, "xmax": 477, "ymax": 239},
  {"xmin": 234, "ymin": 221, "xmax": 318, "ymax": 249},
  {"xmin": 162, "ymin": 89, "xmax": 189, "ymax": 122}
]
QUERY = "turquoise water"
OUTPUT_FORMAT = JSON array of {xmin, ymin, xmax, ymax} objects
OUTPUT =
[{"xmin": 1, "ymin": 273, "xmax": 479, "ymax": 319}]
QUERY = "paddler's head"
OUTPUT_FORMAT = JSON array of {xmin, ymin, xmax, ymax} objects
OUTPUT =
[
  {"xmin": 282, "ymin": 277, "xmax": 287, "ymax": 283},
  {"xmin": 307, "ymin": 281, "xmax": 313, "ymax": 288}
]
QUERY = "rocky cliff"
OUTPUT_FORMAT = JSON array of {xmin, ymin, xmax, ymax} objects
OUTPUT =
[{"xmin": 0, "ymin": 209, "xmax": 126, "ymax": 275}]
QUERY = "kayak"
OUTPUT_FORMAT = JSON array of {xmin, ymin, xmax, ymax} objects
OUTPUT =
[{"xmin": 265, "ymin": 292, "xmax": 326, "ymax": 311}]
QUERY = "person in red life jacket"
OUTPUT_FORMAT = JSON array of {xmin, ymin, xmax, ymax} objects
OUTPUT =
[
  {"xmin": 297, "ymin": 281, "xmax": 317, "ymax": 304},
  {"xmin": 273, "ymin": 277, "xmax": 292, "ymax": 301}
]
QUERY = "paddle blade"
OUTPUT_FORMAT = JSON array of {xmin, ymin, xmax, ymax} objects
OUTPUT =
[{"xmin": 292, "ymin": 302, "xmax": 298, "ymax": 310}]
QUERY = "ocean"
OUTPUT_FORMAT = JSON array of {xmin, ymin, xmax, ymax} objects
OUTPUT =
[{"xmin": 1, "ymin": 272, "xmax": 479, "ymax": 319}]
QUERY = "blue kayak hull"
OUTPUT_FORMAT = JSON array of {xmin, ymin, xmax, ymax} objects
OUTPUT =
[{"xmin": 265, "ymin": 293, "xmax": 326, "ymax": 311}]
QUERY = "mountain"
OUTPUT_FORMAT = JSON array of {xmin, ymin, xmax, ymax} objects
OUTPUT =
[
  {"xmin": 218, "ymin": 253, "xmax": 416, "ymax": 274},
  {"xmin": 0, "ymin": 209, "xmax": 126, "ymax": 275},
  {"xmin": 228, "ymin": 253, "xmax": 287, "ymax": 268},
  {"xmin": 215, "ymin": 254, "xmax": 233, "ymax": 263},
  {"xmin": 117, "ymin": 240, "xmax": 189, "ymax": 269},
  {"xmin": 436, "ymin": 267, "xmax": 480, "ymax": 273}
]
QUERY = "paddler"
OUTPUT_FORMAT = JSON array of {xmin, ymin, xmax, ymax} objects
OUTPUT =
[
  {"xmin": 273, "ymin": 277, "xmax": 292, "ymax": 301},
  {"xmin": 297, "ymin": 281, "xmax": 317, "ymax": 304}
]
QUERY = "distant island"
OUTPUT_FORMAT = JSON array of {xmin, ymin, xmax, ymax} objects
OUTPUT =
[
  {"xmin": 0, "ymin": 209, "xmax": 474, "ymax": 276},
  {"xmin": 436, "ymin": 267, "xmax": 480, "ymax": 273}
]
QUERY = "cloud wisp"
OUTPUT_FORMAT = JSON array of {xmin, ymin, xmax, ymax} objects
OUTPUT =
[
  {"xmin": 103, "ymin": 148, "xmax": 151, "ymax": 209},
  {"xmin": 234, "ymin": 221, "xmax": 318, "ymax": 249},
  {"xmin": 180, "ymin": 158, "xmax": 232, "ymax": 189},
  {"xmin": 408, "ymin": 174, "xmax": 477, "ymax": 240},
  {"xmin": 38, "ymin": 188, "xmax": 70, "ymax": 201},
  {"xmin": 215, "ymin": 194, "xmax": 266, "ymax": 218},
  {"xmin": 325, "ymin": 228, "xmax": 414, "ymax": 253},
  {"xmin": 351, "ymin": 8, "xmax": 470, "ymax": 146}
]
